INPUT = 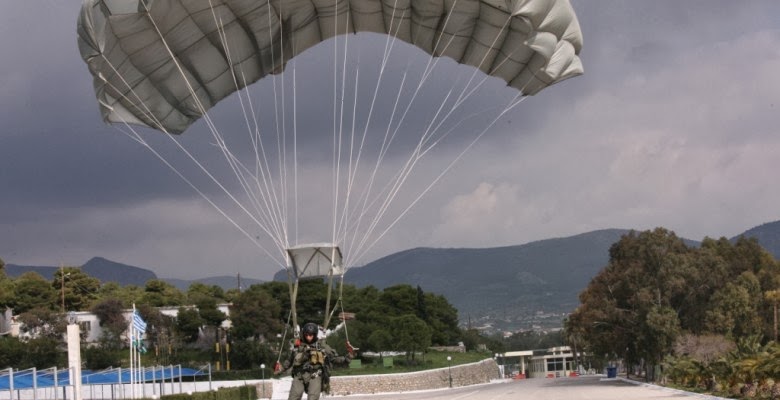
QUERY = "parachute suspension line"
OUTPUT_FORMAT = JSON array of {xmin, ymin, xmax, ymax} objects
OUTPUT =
[
  {"xmin": 338, "ymin": 66, "xmax": 371, "ymax": 252},
  {"xmin": 330, "ymin": 0, "xmax": 338, "ymax": 248},
  {"xmin": 353, "ymin": 84, "xmax": 458, "ymax": 255},
  {"xmin": 337, "ymin": 4, "xmax": 410, "ymax": 265},
  {"xmin": 275, "ymin": 5, "xmax": 291, "ymax": 252},
  {"xmin": 348, "ymin": 14, "xmax": 526, "ymax": 265},
  {"xmin": 106, "ymin": 4, "xmax": 291, "ymax": 263},
  {"xmin": 334, "ymin": 44, "xmax": 363, "ymax": 249},
  {"xmin": 208, "ymin": 0, "xmax": 294, "ymax": 257},
  {"xmin": 275, "ymin": 309, "xmax": 293, "ymax": 365},
  {"xmin": 346, "ymin": 60, "xmax": 460, "ymax": 260},
  {"xmin": 322, "ymin": 269, "xmax": 335, "ymax": 329},
  {"xmin": 389, "ymin": 15, "xmax": 520, "ymax": 165},
  {"xmin": 287, "ymin": 262, "xmax": 299, "ymax": 337},
  {"xmin": 95, "ymin": 51, "xmax": 288, "ymax": 260},
  {"xmin": 332, "ymin": 3, "xmax": 355, "ymax": 249},
  {"xmin": 231, "ymin": 67, "xmax": 290, "ymax": 250},
  {"xmin": 323, "ymin": 275, "xmax": 344, "ymax": 331},
  {"xmin": 341, "ymin": 67, "xmax": 408, "ymax": 260},
  {"xmin": 260, "ymin": 0, "xmax": 291, "ymax": 253},
  {"xmin": 410, "ymin": 15, "xmax": 515, "ymax": 155},
  {"xmin": 331, "ymin": 0, "xmax": 348, "ymax": 252},
  {"xmin": 337, "ymin": 274, "xmax": 352, "ymax": 344},
  {"xmin": 293, "ymin": 66, "xmax": 299, "ymax": 246},
  {"xmin": 352, "ymin": 95, "xmax": 529, "ymax": 264},
  {"xmin": 160, "ymin": 3, "xmax": 289, "ymax": 256},
  {"xmin": 346, "ymin": 10, "xmax": 519, "ymax": 263},
  {"xmin": 108, "ymin": 120, "xmax": 284, "ymax": 266},
  {"xmin": 204, "ymin": 4, "xmax": 290, "ymax": 251}
]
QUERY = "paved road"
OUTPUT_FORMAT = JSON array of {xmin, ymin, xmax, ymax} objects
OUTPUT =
[{"xmin": 333, "ymin": 376, "xmax": 723, "ymax": 400}]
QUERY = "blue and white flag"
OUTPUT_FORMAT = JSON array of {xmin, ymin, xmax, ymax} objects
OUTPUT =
[{"xmin": 132, "ymin": 310, "xmax": 147, "ymax": 334}]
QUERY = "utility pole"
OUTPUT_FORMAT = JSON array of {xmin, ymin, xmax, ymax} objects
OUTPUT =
[
  {"xmin": 60, "ymin": 265, "xmax": 65, "ymax": 313},
  {"xmin": 60, "ymin": 265, "xmax": 71, "ymax": 313}
]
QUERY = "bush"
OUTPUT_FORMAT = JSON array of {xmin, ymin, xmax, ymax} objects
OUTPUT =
[
  {"xmin": 159, "ymin": 385, "xmax": 256, "ymax": 400},
  {"xmin": 84, "ymin": 346, "xmax": 123, "ymax": 370}
]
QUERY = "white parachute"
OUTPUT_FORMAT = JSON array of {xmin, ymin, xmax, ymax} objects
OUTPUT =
[{"xmin": 76, "ymin": 0, "xmax": 583, "ymax": 331}]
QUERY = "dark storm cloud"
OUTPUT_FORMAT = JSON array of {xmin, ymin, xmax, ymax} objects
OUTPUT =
[{"xmin": 2, "ymin": 1, "xmax": 780, "ymax": 279}]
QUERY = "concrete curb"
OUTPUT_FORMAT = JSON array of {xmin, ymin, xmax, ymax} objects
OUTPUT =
[{"xmin": 617, "ymin": 377, "xmax": 733, "ymax": 399}]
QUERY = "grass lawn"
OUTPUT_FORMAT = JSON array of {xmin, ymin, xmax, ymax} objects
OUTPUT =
[{"xmin": 333, "ymin": 351, "xmax": 493, "ymax": 376}]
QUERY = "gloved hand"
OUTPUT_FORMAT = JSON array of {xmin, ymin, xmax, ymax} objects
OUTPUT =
[
  {"xmin": 273, "ymin": 361, "xmax": 283, "ymax": 375},
  {"xmin": 345, "ymin": 340, "xmax": 357, "ymax": 359}
]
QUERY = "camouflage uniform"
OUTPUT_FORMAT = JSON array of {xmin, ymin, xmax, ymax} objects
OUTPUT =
[{"xmin": 281, "ymin": 325, "xmax": 350, "ymax": 400}]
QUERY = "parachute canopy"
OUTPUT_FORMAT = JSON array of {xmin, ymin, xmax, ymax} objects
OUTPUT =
[{"xmin": 77, "ymin": 0, "xmax": 583, "ymax": 134}]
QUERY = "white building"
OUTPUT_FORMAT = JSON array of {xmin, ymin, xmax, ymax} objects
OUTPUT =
[{"xmin": 2, "ymin": 304, "xmax": 232, "ymax": 343}]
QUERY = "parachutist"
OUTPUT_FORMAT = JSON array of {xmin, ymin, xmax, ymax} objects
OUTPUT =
[{"xmin": 276, "ymin": 322, "xmax": 352, "ymax": 400}]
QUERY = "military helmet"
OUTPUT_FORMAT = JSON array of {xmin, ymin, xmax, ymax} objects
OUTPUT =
[{"xmin": 301, "ymin": 322, "xmax": 319, "ymax": 342}]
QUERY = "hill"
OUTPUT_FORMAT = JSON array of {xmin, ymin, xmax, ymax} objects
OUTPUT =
[
  {"xmin": 7, "ymin": 220, "xmax": 780, "ymax": 331},
  {"xmin": 735, "ymin": 220, "xmax": 780, "ymax": 258},
  {"xmin": 6, "ymin": 257, "xmax": 158, "ymax": 287},
  {"xmin": 5, "ymin": 258, "xmax": 261, "ymax": 292},
  {"xmin": 81, "ymin": 257, "xmax": 158, "ymax": 286},
  {"xmin": 342, "ymin": 229, "xmax": 632, "ymax": 330}
]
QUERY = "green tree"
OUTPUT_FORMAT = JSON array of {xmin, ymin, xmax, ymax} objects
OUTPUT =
[
  {"xmin": 380, "ymin": 285, "xmax": 418, "ymax": 316},
  {"xmin": 0, "ymin": 259, "xmax": 13, "ymax": 310},
  {"xmin": 229, "ymin": 339, "xmax": 275, "ymax": 370},
  {"xmin": 0, "ymin": 337, "xmax": 26, "ymax": 368},
  {"xmin": 422, "ymin": 292, "xmax": 460, "ymax": 345},
  {"xmin": 187, "ymin": 282, "xmax": 226, "ymax": 305},
  {"xmin": 0, "ymin": 336, "xmax": 63, "ymax": 369},
  {"xmin": 765, "ymin": 289, "xmax": 780, "ymax": 342},
  {"xmin": 569, "ymin": 228, "xmax": 690, "ymax": 377},
  {"xmin": 92, "ymin": 298, "xmax": 128, "ymax": 348},
  {"xmin": 141, "ymin": 279, "xmax": 185, "ymax": 307},
  {"xmin": 194, "ymin": 297, "xmax": 227, "ymax": 328},
  {"xmin": 21, "ymin": 337, "xmax": 63, "ymax": 369},
  {"xmin": 97, "ymin": 282, "xmax": 144, "ymax": 307},
  {"xmin": 176, "ymin": 307, "xmax": 204, "ymax": 343},
  {"xmin": 390, "ymin": 314, "xmax": 431, "ymax": 362},
  {"xmin": 84, "ymin": 346, "xmax": 123, "ymax": 370},
  {"xmin": 230, "ymin": 285, "xmax": 283, "ymax": 341},
  {"xmin": 17, "ymin": 307, "xmax": 65, "ymax": 339},
  {"xmin": 12, "ymin": 272, "xmax": 57, "ymax": 313},
  {"xmin": 704, "ymin": 273, "xmax": 763, "ymax": 337},
  {"xmin": 52, "ymin": 267, "xmax": 101, "ymax": 312},
  {"xmin": 366, "ymin": 329, "xmax": 393, "ymax": 353}
]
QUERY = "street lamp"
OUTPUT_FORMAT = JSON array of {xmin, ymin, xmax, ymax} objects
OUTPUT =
[
  {"xmin": 260, "ymin": 364, "xmax": 266, "ymax": 399},
  {"xmin": 447, "ymin": 356, "xmax": 452, "ymax": 388}
]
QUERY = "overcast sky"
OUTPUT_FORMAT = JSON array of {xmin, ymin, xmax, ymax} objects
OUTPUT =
[{"xmin": 2, "ymin": 1, "xmax": 779, "ymax": 281}]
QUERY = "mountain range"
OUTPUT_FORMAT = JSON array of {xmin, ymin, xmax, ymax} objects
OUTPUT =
[{"xmin": 6, "ymin": 221, "xmax": 780, "ymax": 330}]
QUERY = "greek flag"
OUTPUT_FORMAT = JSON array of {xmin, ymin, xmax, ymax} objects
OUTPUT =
[{"xmin": 132, "ymin": 310, "xmax": 147, "ymax": 334}]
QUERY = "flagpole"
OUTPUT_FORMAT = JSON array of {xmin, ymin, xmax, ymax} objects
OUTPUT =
[
  {"xmin": 131, "ymin": 304, "xmax": 136, "ymax": 399},
  {"xmin": 130, "ymin": 305, "xmax": 148, "ymax": 400}
]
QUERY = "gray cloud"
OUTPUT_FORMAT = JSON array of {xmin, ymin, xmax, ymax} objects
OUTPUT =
[{"xmin": 2, "ymin": 1, "xmax": 779, "ymax": 280}]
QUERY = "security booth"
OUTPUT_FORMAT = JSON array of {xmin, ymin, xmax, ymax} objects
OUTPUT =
[
  {"xmin": 502, "ymin": 351, "xmax": 533, "ymax": 378},
  {"xmin": 529, "ymin": 346, "xmax": 577, "ymax": 378}
]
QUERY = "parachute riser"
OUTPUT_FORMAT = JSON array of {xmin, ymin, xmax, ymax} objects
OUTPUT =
[{"xmin": 285, "ymin": 244, "xmax": 344, "ymax": 334}]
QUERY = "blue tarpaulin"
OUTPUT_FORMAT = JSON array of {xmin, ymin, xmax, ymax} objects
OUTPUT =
[{"xmin": 0, "ymin": 367, "xmax": 206, "ymax": 390}]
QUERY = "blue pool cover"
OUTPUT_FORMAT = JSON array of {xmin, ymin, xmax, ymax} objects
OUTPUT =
[{"xmin": 0, "ymin": 367, "xmax": 206, "ymax": 390}]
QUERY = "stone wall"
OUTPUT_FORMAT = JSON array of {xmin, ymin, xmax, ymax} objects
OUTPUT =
[{"xmin": 256, "ymin": 358, "xmax": 500, "ymax": 398}]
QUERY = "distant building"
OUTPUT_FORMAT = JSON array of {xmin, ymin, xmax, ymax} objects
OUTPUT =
[
  {"xmin": 2, "ymin": 304, "xmax": 232, "ymax": 343},
  {"xmin": 528, "ymin": 346, "xmax": 578, "ymax": 378},
  {"xmin": 500, "ymin": 346, "xmax": 584, "ymax": 379}
]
